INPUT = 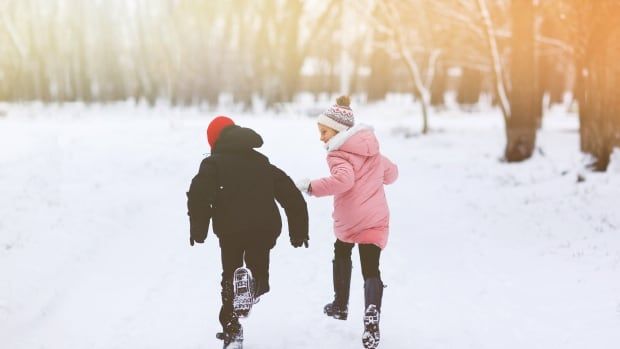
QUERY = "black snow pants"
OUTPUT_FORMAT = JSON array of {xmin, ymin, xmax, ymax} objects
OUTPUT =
[
  {"xmin": 333, "ymin": 239, "xmax": 381, "ymax": 281},
  {"xmin": 218, "ymin": 239, "xmax": 271, "ymax": 330}
]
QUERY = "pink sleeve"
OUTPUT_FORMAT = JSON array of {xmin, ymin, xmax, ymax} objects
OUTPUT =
[
  {"xmin": 382, "ymin": 155, "xmax": 398, "ymax": 185},
  {"xmin": 310, "ymin": 154, "xmax": 354, "ymax": 197}
]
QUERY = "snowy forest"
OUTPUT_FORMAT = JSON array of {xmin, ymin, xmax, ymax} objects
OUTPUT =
[
  {"xmin": 1, "ymin": 1, "xmax": 620, "ymax": 349},
  {"xmin": 1, "ymin": 0, "xmax": 619, "ymax": 169}
]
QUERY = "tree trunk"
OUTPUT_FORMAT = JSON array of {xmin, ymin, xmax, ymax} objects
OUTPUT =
[
  {"xmin": 367, "ymin": 48, "xmax": 391, "ymax": 102},
  {"xmin": 457, "ymin": 67, "xmax": 482, "ymax": 106},
  {"xmin": 505, "ymin": 0, "xmax": 537, "ymax": 162},
  {"xmin": 403, "ymin": 53, "xmax": 431, "ymax": 134},
  {"xmin": 477, "ymin": 0, "xmax": 511, "ymax": 120},
  {"xmin": 586, "ymin": 27, "xmax": 619, "ymax": 171},
  {"xmin": 367, "ymin": 23, "xmax": 391, "ymax": 103},
  {"xmin": 586, "ymin": 58, "xmax": 611, "ymax": 171},
  {"xmin": 430, "ymin": 62, "xmax": 446, "ymax": 108},
  {"xmin": 573, "ymin": 56, "xmax": 589, "ymax": 152},
  {"xmin": 612, "ymin": 31, "xmax": 620, "ymax": 151},
  {"xmin": 576, "ymin": 3, "xmax": 620, "ymax": 171},
  {"xmin": 276, "ymin": 0, "xmax": 303, "ymax": 103},
  {"xmin": 533, "ymin": 4, "xmax": 544, "ymax": 129}
]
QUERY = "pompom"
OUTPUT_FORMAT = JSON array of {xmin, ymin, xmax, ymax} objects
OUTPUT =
[{"xmin": 336, "ymin": 95, "xmax": 351, "ymax": 107}]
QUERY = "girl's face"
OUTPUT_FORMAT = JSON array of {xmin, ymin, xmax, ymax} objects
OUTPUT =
[{"xmin": 318, "ymin": 124, "xmax": 338, "ymax": 143}]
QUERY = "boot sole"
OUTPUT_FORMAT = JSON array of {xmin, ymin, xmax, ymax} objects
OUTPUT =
[
  {"xmin": 233, "ymin": 267, "xmax": 254, "ymax": 318},
  {"xmin": 362, "ymin": 305, "xmax": 380, "ymax": 349},
  {"xmin": 223, "ymin": 340, "xmax": 243, "ymax": 349},
  {"xmin": 325, "ymin": 312, "xmax": 348, "ymax": 320}
]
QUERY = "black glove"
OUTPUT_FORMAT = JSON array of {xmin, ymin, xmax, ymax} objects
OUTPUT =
[
  {"xmin": 190, "ymin": 234, "xmax": 206, "ymax": 246},
  {"xmin": 290, "ymin": 237, "xmax": 309, "ymax": 248}
]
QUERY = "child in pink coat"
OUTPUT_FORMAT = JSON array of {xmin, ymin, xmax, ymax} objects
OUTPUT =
[{"xmin": 297, "ymin": 96, "xmax": 398, "ymax": 349}]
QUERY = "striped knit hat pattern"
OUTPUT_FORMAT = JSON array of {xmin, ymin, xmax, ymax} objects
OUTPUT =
[{"xmin": 317, "ymin": 97, "xmax": 354, "ymax": 132}]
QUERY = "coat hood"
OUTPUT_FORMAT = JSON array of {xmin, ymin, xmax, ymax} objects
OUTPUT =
[
  {"xmin": 325, "ymin": 124, "xmax": 379, "ymax": 156},
  {"xmin": 213, "ymin": 125, "xmax": 263, "ymax": 152}
]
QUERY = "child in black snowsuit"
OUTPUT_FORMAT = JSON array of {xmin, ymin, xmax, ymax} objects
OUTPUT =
[{"xmin": 186, "ymin": 116, "xmax": 309, "ymax": 347}]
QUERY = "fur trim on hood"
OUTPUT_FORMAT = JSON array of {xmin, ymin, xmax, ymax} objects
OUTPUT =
[{"xmin": 325, "ymin": 124, "xmax": 376, "ymax": 155}]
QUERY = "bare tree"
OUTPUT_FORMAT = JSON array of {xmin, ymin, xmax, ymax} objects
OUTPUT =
[
  {"xmin": 0, "ymin": 0, "xmax": 616, "ymax": 167},
  {"xmin": 363, "ymin": 0, "xmax": 444, "ymax": 134}
]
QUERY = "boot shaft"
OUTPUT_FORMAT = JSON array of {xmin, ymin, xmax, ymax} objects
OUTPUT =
[
  {"xmin": 363, "ymin": 278, "xmax": 383, "ymax": 349},
  {"xmin": 364, "ymin": 277, "xmax": 384, "ymax": 312},
  {"xmin": 332, "ymin": 258, "xmax": 352, "ymax": 307}
]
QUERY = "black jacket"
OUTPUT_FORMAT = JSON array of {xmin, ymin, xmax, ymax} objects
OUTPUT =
[{"xmin": 187, "ymin": 125, "xmax": 308, "ymax": 248}]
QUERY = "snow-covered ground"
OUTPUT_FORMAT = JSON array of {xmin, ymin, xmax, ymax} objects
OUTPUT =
[{"xmin": 1, "ymin": 101, "xmax": 619, "ymax": 349}]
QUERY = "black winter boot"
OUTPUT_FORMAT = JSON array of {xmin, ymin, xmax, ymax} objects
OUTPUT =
[
  {"xmin": 218, "ymin": 280, "xmax": 234, "ymax": 333},
  {"xmin": 362, "ymin": 277, "xmax": 384, "ymax": 349},
  {"xmin": 324, "ymin": 258, "xmax": 352, "ymax": 320},
  {"xmin": 217, "ymin": 281, "xmax": 243, "ymax": 348},
  {"xmin": 219, "ymin": 317, "xmax": 243, "ymax": 349}
]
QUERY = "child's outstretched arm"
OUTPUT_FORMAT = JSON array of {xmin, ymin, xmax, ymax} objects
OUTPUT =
[
  {"xmin": 382, "ymin": 155, "xmax": 399, "ymax": 185},
  {"xmin": 310, "ymin": 154, "xmax": 355, "ymax": 197},
  {"xmin": 186, "ymin": 157, "xmax": 218, "ymax": 246},
  {"xmin": 272, "ymin": 165, "xmax": 309, "ymax": 247}
]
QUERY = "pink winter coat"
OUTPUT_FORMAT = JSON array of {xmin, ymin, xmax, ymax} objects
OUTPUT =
[{"xmin": 310, "ymin": 124, "xmax": 398, "ymax": 249}]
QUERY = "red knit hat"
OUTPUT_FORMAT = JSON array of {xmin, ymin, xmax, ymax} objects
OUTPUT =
[{"xmin": 206, "ymin": 116, "xmax": 235, "ymax": 149}]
